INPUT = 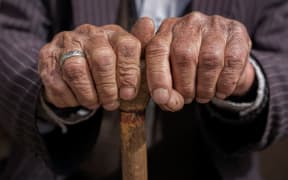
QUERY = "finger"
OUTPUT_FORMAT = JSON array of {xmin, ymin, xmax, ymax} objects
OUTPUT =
[
  {"xmin": 39, "ymin": 44, "xmax": 79, "ymax": 108},
  {"xmin": 216, "ymin": 22, "xmax": 250, "ymax": 99},
  {"xmin": 196, "ymin": 16, "xmax": 227, "ymax": 103},
  {"xmin": 146, "ymin": 18, "xmax": 180, "ymax": 105},
  {"xmin": 232, "ymin": 61, "xmax": 254, "ymax": 96},
  {"xmin": 159, "ymin": 90, "xmax": 184, "ymax": 112},
  {"xmin": 131, "ymin": 17, "xmax": 155, "ymax": 48},
  {"xmin": 84, "ymin": 29, "xmax": 119, "ymax": 111},
  {"xmin": 107, "ymin": 27, "xmax": 141, "ymax": 101},
  {"xmin": 170, "ymin": 17, "xmax": 202, "ymax": 104},
  {"xmin": 59, "ymin": 31, "xmax": 99, "ymax": 109}
]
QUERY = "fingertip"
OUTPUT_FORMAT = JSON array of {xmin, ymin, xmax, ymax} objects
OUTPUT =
[
  {"xmin": 196, "ymin": 98, "xmax": 210, "ymax": 104},
  {"xmin": 87, "ymin": 104, "xmax": 100, "ymax": 110},
  {"xmin": 184, "ymin": 98, "xmax": 193, "ymax": 104},
  {"xmin": 103, "ymin": 101, "xmax": 120, "ymax": 111},
  {"xmin": 120, "ymin": 87, "xmax": 136, "ymax": 100},
  {"xmin": 152, "ymin": 88, "xmax": 170, "ymax": 105},
  {"xmin": 131, "ymin": 17, "xmax": 155, "ymax": 47},
  {"xmin": 160, "ymin": 90, "xmax": 184, "ymax": 112},
  {"xmin": 132, "ymin": 17, "xmax": 155, "ymax": 34},
  {"xmin": 215, "ymin": 92, "xmax": 226, "ymax": 100}
]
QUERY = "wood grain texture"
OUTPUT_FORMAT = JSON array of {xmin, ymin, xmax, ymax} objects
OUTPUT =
[
  {"xmin": 120, "ymin": 112, "xmax": 148, "ymax": 180},
  {"xmin": 119, "ymin": 58, "xmax": 149, "ymax": 180}
]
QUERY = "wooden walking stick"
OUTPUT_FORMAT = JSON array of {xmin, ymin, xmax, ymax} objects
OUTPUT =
[
  {"xmin": 119, "ymin": 18, "xmax": 155, "ymax": 180},
  {"xmin": 119, "ymin": 67, "xmax": 149, "ymax": 180}
]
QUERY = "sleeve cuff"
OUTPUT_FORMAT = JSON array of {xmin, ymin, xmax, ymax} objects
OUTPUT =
[
  {"xmin": 37, "ymin": 92, "xmax": 97, "ymax": 133},
  {"xmin": 211, "ymin": 57, "xmax": 266, "ymax": 116}
]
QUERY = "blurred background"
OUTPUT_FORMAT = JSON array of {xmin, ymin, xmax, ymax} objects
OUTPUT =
[
  {"xmin": 259, "ymin": 138, "xmax": 288, "ymax": 180},
  {"xmin": 0, "ymin": 128, "xmax": 288, "ymax": 180}
]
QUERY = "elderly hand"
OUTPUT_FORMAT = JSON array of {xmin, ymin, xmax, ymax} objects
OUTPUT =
[
  {"xmin": 145, "ymin": 12, "xmax": 255, "ymax": 111},
  {"xmin": 38, "ymin": 24, "xmax": 145, "ymax": 111}
]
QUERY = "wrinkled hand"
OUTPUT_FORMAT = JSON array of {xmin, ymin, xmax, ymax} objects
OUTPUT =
[
  {"xmin": 145, "ymin": 12, "xmax": 255, "ymax": 111},
  {"xmin": 39, "ymin": 24, "xmax": 144, "ymax": 111}
]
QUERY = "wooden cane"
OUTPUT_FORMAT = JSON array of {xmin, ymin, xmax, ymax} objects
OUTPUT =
[{"xmin": 119, "ymin": 59, "xmax": 149, "ymax": 180}]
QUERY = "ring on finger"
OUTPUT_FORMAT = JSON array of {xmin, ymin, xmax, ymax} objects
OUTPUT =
[{"xmin": 59, "ymin": 50, "xmax": 85, "ymax": 67}]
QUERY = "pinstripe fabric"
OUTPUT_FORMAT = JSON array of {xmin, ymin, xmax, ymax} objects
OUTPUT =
[
  {"xmin": 71, "ymin": 0, "xmax": 120, "ymax": 26},
  {"xmin": 0, "ymin": 0, "xmax": 288, "ymax": 179},
  {"xmin": 0, "ymin": 0, "xmax": 55, "ymax": 178},
  {"xmin": 247, "ymin": 1, "xmax": 288, "ymax": 148}
]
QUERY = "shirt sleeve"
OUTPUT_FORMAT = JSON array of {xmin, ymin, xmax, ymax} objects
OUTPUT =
[
  {"xmin": 37, "ymin": 91, "xmax": 97, "ymax": 133},
  {"xmin": 211, "ymin": 57, "xmax": 267, "ymax": 117}
]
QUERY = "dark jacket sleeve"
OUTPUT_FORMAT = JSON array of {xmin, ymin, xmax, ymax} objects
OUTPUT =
[
  {"xmin": 0, "ymin": 0, "xmax": 50, "ymax": 155},
  {"xmin": 0, "ymin": 0, "xmax": 101, "ymax": 176},
  {"xmin": 201, "ymin": 0, "xmax": 288, "ymax": 155},
  {"xmin": 251, "ymin": 0, "xmax": 288, "ymax": 148},
  {"xmin": 0, "ymin": 0, "xmax": 54, "ymax": 177}
]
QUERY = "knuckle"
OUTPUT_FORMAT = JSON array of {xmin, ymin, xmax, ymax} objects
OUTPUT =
[
  {"xmin": 146, "ymin": 38, "xmax": 169, "ymax": 58},
  {"xmin": 39, "ymin": 44, "xmax": 56, "ymax": 60},
  {"xmin": 229, "ymin": 20, "xmax": 246, "ymax": 34},
  {"xmin": 161, "ymin": 18, "xmax": 172, "ymax": 25},
  {"xmin": 200, "ymin": 51, "xmax": 224, "ymax": 70},
  {"xmin": 211, "ymin": 15, "xmax": 222, "ymax": 20},
  {"xmin": 225, "ymin": 54, "xmax": 245, "ymax": 69},
  {"xmin": 108, "ymin": 24, "xmax": 122, "ymax": 29},
  {"xmin": 210, "ymin": 15, "xmax": 229, "ymax": 30},
  {"xmin": 172, "ymin": 46, "xmax": 197, "ymax": 67},
  {"xmin": 118, "ymin": 65, "xmax": 139, "ymax": 87},
  {"xmin": 118, "ymin": 69, "xmax": 139, "ymax": 89},
  {"xmin": 60, "ymin": 31, "xmax": 74, "ymax": 43},
  {"xmin": 102, "ymin": 24, "xmax": 123, "ymax": 31},
  {"xmin": 63, "ymin": 62, "xmax": 86, "ymax": 82},
  {"xmin": 117, "ymin": 37, "xmax": 141, "ymax": 58},
  {"xmin": 58, "ymin": 31, "xmax": 82, "ymax": 48},
  {"xmin": 210, "ymin": 15, "xmax": 227, "ymax": 24},
  {"xmin": 92, "ymin": 47, "xmax": 114, "ymax": 59},
  {"xmin": 91, "ymin": 48, "xmax": 115, "ymax": 68},
  {"xmin": 78, "ymin": 24, "xmax": 95, "ymax": 30},
  {"xmin": 39, "ymin": 45, "xmax": 50, "ymax": 58},
  {"xmin": 186, "ymin": 11, "xmax": 206, "ymax": 24},
  {"xmin": 159, "ymin": 17, "xmax": 178, "ymax": 32},
  {"xmin": 189, "ymin": 11, "xmax": 204, "ymax": 20},
  {"xmin": 76, "ymin": 24, "xmax": 98, "ymax": 34}
]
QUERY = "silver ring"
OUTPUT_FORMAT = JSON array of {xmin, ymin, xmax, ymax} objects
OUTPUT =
[{"xmin": 59, "ymin": 50, "xmax": 85, "ymax": 67}]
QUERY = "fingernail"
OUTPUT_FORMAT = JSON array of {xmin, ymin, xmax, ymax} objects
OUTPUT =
[
  {"xmin": 152, "ymin": 88, "xmax": 169, "ymax": 104},
  {"xmin": 196, "ymin": 98, "xmax": 210, "ymax": 104},
  {"xmin": 216, "ymin": 92, "xmax": 226, "ymax": 99},
  {"xmin": 184, "ymin": 98, "xmax": 193, "ymax": 104},
  {"xmin": 120, "ymin": 87, "xmax": 136, "ymax": 100},
  {"xmin": 104, "ymin": 101, "xmax": 119, "ymax": 111}
]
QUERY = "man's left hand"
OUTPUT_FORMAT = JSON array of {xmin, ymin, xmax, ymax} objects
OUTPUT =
[{"xmin": 144, "ymin": 12, "xmax": 255, "ymax": 111}]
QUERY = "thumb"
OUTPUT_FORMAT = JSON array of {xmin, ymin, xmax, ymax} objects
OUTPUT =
[{"xmin": 131, "ymin": 17, "xmax": 155, "ymax": 49}]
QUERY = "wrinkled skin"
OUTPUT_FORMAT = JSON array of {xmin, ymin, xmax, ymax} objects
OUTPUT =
[{"xmin": 38, "ymin": 12, "xmax": 254, "ymax": 112}]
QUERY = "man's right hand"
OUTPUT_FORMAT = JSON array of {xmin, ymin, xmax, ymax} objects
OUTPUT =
[{"xmin": 38, "ymin": 24, "xmax": 143, "ymax": 111}]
